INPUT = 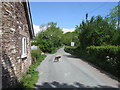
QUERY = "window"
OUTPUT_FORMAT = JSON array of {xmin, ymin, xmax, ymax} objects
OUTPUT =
[{"xmin": 21, "ymin": 37, "xmax": 27, "ymax": 58}]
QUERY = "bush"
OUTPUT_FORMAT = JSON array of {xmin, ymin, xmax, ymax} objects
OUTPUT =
[
  {"xmin": 64, "ymin": 46, "xmax": 76, "ymax": 52},
  {"xmin": 17, "ymin": 55, "xmax": 46, "ymax": 89},
  {"xmin": 64, "ymin": 46, "xmax": 80, "ymax": 56},
  {"xmin": 87, "ymin": 45, "xmax": 120, "ymax": 78},
  {"xmin": 31, "ymin": 50, "xmax": 41, "ymax": 59},
  {"xmin": 65, "ymin": 45, "xmax": 120, "ymax": 78}
]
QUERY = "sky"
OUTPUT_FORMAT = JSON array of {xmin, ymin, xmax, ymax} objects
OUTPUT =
[{"xmin": 29, "ymin": 2, "xmax": 118, "ymax": 34}]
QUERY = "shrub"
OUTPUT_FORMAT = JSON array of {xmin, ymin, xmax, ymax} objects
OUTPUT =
[
  {"xmin": 65, "ymin": 45, "xmax": 120, "ymax": 78},
  {"xmin": 87, "ymin": 45, "xmax": 120, "ymax": 78},
  {"xmin": 17, "ymin": 55, "xmax": 46, "ymax": 89},
  {"xmin": 31, "ymin": 50, "xmax": 42, "ymax": 64},
  {"xmin": 64, "ymin": 46, "xmax": 76, "ymax": 53},
  {"xmin": 31, "ymin": 50, "xmax": 41, "ymax": 59},
  {"xmin": 64, "ymin": 46, "xmax": 80, "ymax": 56}
]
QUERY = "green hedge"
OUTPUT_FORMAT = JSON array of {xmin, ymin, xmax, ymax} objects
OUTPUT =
[
  {"xmin": 65, "ymin": 45, "xmax": 120, "ymax": 78},
  {"xmin": 87, "ymin": 45, "xmax": 120, "ymax": 78},
  {"xmin": 64, "ymin": 46, "xmax": 76, "ymax": 52},
  {"xmin": 64, "ymin": 46, "xmax": 78, "ymax": 56}
]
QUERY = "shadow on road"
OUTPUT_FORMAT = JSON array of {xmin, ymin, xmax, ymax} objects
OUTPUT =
[
  {"xmin": 34, "ymin": 81, "xmax": 118, "ymax": 90},
  {"xmin": 63, "ymin": 54, "xmax": 79, "ymax": 58}
]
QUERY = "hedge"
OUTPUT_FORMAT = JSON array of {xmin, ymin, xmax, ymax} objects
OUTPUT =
[
  {"xmin": 87, "ymin": 45, "xmax": 120, "ymax": 78},
  {"xmin": 65, "ymin": 45, "xmax": 120, "ymax": 78},
  {"xmin": 64, "ymin": 46, "xmax": 79, "ymax": 56}
]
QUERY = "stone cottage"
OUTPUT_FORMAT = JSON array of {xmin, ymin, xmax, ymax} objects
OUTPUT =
[{"xmin": 1, "ymin": 0, "xmax": 34, "ymax": 88}]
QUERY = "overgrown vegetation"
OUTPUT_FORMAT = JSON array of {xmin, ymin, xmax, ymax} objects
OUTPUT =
[
  {"xmin": 17, "ymin": 51, "xmax": 46, "ymax": 89},
  {"xmin": 31, "ymin": 5, "xmax": 120, "ymax": 79},
  {"xmin": 65, "ymin": 5, "xmax": 120, "ymax": 78},
  {"xmin": 31, "ymin": 50, "xmax": 41, "ymax": 60},
  {"xmin": 87, "ymin": 45, "xmax": 120, "ymax": 77},
  {"xmin": 62, "ymin": 31, "xmax": 79, "ymax": 46},
  {"xmin": 32, "ymin": 22, "xmax": 79, "ymax": 53},
  {"xmin": 64, "ymin": 46, "xmax": 78, "ymax": 56},
  {"xmin": 32, "ymin": 22, "xmax": 64, "ymax": 53},
  {"xmin": 65, "ymin": 45, "xmax": 120, "ymax": 78}
]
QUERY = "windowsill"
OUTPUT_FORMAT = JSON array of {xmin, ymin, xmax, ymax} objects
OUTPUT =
[{"xmin": 21, "ymin": 54, "xmax": 27, "ymax": 58}]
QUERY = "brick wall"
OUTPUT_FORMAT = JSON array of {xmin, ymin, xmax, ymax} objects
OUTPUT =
[{"xmin": 1, "ymin": 1, "xmax": 32, "ymax": 88}]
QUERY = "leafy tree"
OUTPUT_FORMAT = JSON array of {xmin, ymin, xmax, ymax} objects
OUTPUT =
[
  {"xmin": 62, "ymin": 32, "xmax": 73, "ymax": 46},
  {"xmin": 62, "ymin": 31, "xmax": 79, "ymax": 46},
  {"xmin": 105, "ymin": 5, "xmax": 120, "ymax": 45},
  {"xmin": 33, "ymin": 22, "xmax": 63, "ymax": 53},
  {"xmin": 77, "ymin": 15, "xmax": 114, "ymax": 49},
  {"xmin": 105, "ymin": 5, "xmax": 120, "ymax": 28}
]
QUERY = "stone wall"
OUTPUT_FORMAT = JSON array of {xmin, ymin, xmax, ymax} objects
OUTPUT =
[
  {"xmin": 1, "ymin": 1, "xmax": 32, "ymax": 88},
  {"xmin": 0, "ymin": 2, "xmax": 2, "ymax": 90}
]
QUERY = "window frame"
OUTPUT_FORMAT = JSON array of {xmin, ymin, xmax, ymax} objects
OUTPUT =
[{"xmin": 21, "ymin": 37, "xmax": 27, "ymax": 58}]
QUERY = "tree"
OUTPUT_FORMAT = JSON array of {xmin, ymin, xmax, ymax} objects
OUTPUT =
[
  {"xmin": 105, "ymin": 5, "xmax": 120, "ymax": 29},
  {"xmin": 77, "ymin": 15, "xmax": 114, "ymax": 49},
  {"xmin": 62, "ymin": 31, "xmax": 79, "ymax": 46},
  {"xmin": 105, "ymin": 5, "xmax": 120, "ymax": 45},
  {"xmin": 33, "ymin": 22, "xmax": 63, "ymax": 53}
]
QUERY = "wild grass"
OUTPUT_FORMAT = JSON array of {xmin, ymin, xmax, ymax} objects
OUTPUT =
[{"xmin": 17, "ymin": 55, "xmax": 46, "ymax": 89}]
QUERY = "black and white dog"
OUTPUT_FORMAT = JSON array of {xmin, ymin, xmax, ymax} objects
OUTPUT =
[{"xmin": 54, "ymin": 55, "xmax": 61, "ymax": 62}]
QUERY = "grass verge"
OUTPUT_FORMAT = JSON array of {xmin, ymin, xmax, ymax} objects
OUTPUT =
[{"xmin": 16, "ymin": 55, "xmax": 46, "ymax": 89}]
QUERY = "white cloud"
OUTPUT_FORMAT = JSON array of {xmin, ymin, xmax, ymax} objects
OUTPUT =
[
  {"xmin": 33, "ymin": 24, "xmax": 75, "ymax": 35},
  {"xmin": 33, "ymin": 24, "xmax": 48, "ymax": 36},
  {"xmin": 62, "ymin": 28, "xmax": 75, "ymax": 33},
  {"xmin": 33, "ymin": 24, "xmax": 41, "ymax": 36}
]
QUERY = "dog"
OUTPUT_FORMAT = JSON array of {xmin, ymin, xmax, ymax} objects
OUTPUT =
[{"xmin": 54, "ymin": 55, "xmax": 61, "ymax": 62}]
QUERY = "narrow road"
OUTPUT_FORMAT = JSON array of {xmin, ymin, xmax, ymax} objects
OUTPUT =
[{"xmin": 35, "ymin": 47, "xmax": 119, "ymax": 89}]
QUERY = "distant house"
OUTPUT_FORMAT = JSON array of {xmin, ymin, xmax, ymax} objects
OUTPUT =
[
  {"xmin": 31, "ymin": 45, "xmax": 40, "ymax": 50},
  {"xmin": 1, "ymin": 0, "xmax": 34, "ymax": 88},
  {"xmin": 31, "ymin": 40, "xmax": 39, "ymax": 50}
]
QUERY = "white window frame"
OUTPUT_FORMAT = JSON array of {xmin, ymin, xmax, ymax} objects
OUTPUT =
[{"xmin": 21, "ymin": 37, "xmax": 27, "ymax": 58}]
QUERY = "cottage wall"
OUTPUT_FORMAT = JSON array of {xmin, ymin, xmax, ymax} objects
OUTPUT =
[{"xmin": 1, "ymin": 1, "xmax": 32, "ymax": 88}]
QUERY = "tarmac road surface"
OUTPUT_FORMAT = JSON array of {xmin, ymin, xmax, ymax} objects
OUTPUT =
[{"xmin": 35, "ymin": 47, "xmax": 119, "ymax": 89}]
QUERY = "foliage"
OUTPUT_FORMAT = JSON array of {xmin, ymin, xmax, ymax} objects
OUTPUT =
[
  {"xmin": 64, "ymin": 46, "xmax": 77, "ymax": 52},
  {"xmin": 64, "ymin": 46, "xmax": 79, "ymax": 57},
  {"xmin": 75, "ymin": 5, "xmax": 120, "ymax": 55},
  {"xmin": 34, "ymin": 22, "xmax": 63, "ymax": 53},
  {"xmin": 65, "ymin": 5, "xmax": 120, "ymax": 78},
  {"xmin": 62, "ymin": 32, "xmax": 72, "ymax": 46},
  {"xmin": 65, "ymin": 45, "xmax": 120, "ymax": 78},
  {"xmin": 62, "ymin": 31, "xmax": 79, "ymax": 46},
  {"xmin": 31, "ymin": 50, "xmax": 41, "ymax": 59},
  {"xmin": 105, "ymin": 5, "xmax": 120, "ymax": 45},
  {"xmin": 17, "ymin": 55, "xmax": 46, "ymax": 89},
  {"xmin": 87, "ymin": 45, "xmax": 120, "ymax": 78},
  {"xmin": 32, "ymin": 22, "xmax": 79, "ymax": 53},
  {"xmin": 77, "ymin": 15, "xmax": 115, "ymax": 49},
  {"xmin": 105, "ymin": 5, "xmax": 120, "ymax": 28},
  {"xmin": 111, "ymin": 28, "xmax": 120, "ymax": 45}
]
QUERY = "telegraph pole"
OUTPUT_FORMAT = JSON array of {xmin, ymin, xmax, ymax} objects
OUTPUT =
[
  {"xmin": 86, "ymin": 13, "xmax": 88, "ymax": 24},
  {"xmin": 118, "ymin": 1, "xmax": 120, "ymax": 29}
]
